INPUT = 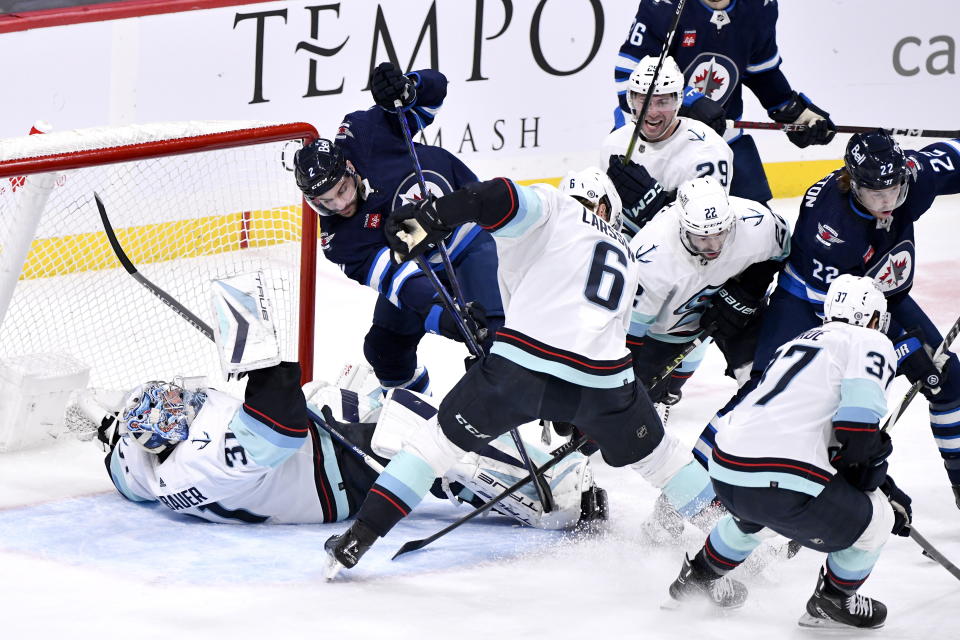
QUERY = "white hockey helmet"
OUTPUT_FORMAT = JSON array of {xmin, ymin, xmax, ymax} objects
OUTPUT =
[
  {"xmin": 676, "ymin": 177, "xmax": 735, "ymax": 260},
  {"xmin": 119, "ymin": 381, "xmax": 206, "ymax": 454},
  {"xmin": 560, "ymin": 167, "xmax": 624, "ymax": 231},
  {"xmin": 823, "ymin": 274, "xmax": 890, "ymax": 333},
  {"xmin": 627, "ymin": 55, "xmax": 684, "ymax": 133}
]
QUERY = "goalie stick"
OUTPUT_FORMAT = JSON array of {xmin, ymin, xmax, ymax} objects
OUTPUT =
[
  {"xmin": 394, "ymin": 99, "xmax": 556, "ymax": 514},
  {"xmin": 726, "ymin": 120, "xmax": 960, "ymax": 139},
  {"xmin": 392, "ymin": 434, "xmax": 589, "ymax": 559},
  {"xmin": 623, "ymin": 0, "xmax": 689, "ymax": 162},
  {"xmin": 94, "ymin": 192, "xmax": 383, "ymax": 473}
]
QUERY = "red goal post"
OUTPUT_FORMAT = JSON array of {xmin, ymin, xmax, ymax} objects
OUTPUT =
[{"xmin": 0, "ymin": 121, "xmax": 319, "ymax": 404}]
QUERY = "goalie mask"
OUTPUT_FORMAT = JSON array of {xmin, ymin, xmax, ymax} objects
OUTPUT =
[
  {"xmin": 823, "ymin": 274, "xmax": 890, "ymax": 333},
  {"xmin": 676, "ymin": 176, "xmax": 735, "ymax": 260},
  {"xmin": 120, "ymin": 381, "xmax": 206, "ymax": 453},
  {"xmin": 560, "ymin": 167, "xmax": 624, "ymax": 231}
]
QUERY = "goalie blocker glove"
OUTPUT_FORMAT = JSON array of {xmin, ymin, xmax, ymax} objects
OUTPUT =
[
  {"xmin": 606, "ymin": 155, "xmax": 673, "ymax": 237},
  {"xmin": 894, "ymin": 328, "xmax": 944, "ymax": 398},
  {"xmin": 768, "ymin": 91, "xmax": 836, "ymax": 148},
  {"xmin": 370, "ymin": 62, "xmax": 417, "ymax": 111}
]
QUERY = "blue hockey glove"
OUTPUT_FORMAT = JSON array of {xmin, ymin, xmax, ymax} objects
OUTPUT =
[
  {"xmin": 678, "ymin": 88, "xmax": 726, "ymax": 136},
  {"xmin": 879, "ymin": 475, "xmax": 912, "ymax": 536},
  {"xmin": 606, "ymin": 155, "xmax": 673, "ymax": 237},
  {"xmin": 768, "ymin": 92, "xmax": 836, "ymax": 148},
  {"xmin": 371, "ymin": 62, "xmax": 417, "ymax": 111},
  {"xmin": 894, "ymin": 329, "xmax": 943, "ymax": 398}
]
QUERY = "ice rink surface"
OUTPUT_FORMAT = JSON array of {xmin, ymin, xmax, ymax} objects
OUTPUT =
[{"xmin": 1, "ymin": 195, "xmax": 958, "ymax": 639}]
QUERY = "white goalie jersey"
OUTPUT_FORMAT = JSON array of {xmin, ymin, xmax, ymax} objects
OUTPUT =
[
  {"xmin": 628, "ymin": 197, "xmax": 790, "ymax": 342},
  {"xmin": 710, "ymin": 322, "xmax": 896, "ymax": 496},
  {"xmin": 600, "ymin": 117, "xmax": 734, "ymax": 193}
]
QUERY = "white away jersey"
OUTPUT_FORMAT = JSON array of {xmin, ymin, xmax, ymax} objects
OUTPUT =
[
  {"xmin": 485, "ymin": 182, "xmax": 639, "ymax": 388},
  {"xmin": 108, "ymin": 389, "xmax": 341, "ymax": 524},
  {"xmin": 628, "ymin": 197, "xmax": 790, "ymax": 341},
  {"xmin": 600, "ymin": 117, "xmax": 734, "ymax": 193},
  {"xmin": 710, "ymin": 322, "xmax": 897, "ymax": 496}
]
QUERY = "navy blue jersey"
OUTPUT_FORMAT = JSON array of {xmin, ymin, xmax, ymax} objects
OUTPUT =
[
  {"xmin": 615, "ymin": 0, "xmax": 792, "ymax": 126},
  {"xmin": 318, "ymin": 70, "xmax": 482, "ymax": 314},
  {"xmin": 779, "ymin": 140, "xmax": 960, "ymax": 310}
]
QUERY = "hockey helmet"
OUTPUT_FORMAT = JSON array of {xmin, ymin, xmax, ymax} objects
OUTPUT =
[
  {"xmin": 294, "ymin": 138, "xmax": 357, "ymax": 216},
  {"xmin": 627, "ymin": 55, "xmax": 684, "ymax": 135},
  {"xmin": 119, "ymin": 381, "xmax": 206, "ymax": 454},
  {"xmin": 560, "ymin": 167, "xmax": 624, "ymax": 231},
  {"xmin": 676, "ymin": 176, "xmax": 735, "ymax": 260},
  {"xmin": 843, "ymin": 130, "xmax": 910, "ymax": 215},
  {"xmin": 823, "ymin": 274, "xmax": 890, "ymax": 332}
]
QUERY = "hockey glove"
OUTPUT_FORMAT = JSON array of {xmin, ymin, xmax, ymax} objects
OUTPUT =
[
  {"xmin": 428, "ymin": 301, "xmax": 489, "ymax": 345},
  {"xmin": 385, "ymin": 196, "xmax": 452, "ymax": 262},
  {"xmin": 700, "ymin": 280, "xmax": 763, "ymax": 341},
  {"xmin": 606, "ymin": 155, "xmax": 672, "ymax": 237},
  {"xmin": 894, "ymin": 329, "xmax": 944, "ymax": 398},
  {"xmin": 834, "ymin": 428, "xmax": 892, "ymax": 492},
  {"xmin": 768, "ymin": 92, "xmax": 836, "ymax": 148},
  {"xmin": 678, "ymin": 88, "xmax": 726, "ymax": 137},
  {"xmin": 371, "ymin": 62, "xmax": 417, "ymax": 111},
  {"xmin": 879, "ymin": 475, "xmax": 913, "ymax": 536}
]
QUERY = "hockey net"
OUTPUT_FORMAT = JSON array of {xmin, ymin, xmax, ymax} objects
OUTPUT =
[{"xmin": 0, "ymin": 121, "xmax": 318, "ymax": 447}]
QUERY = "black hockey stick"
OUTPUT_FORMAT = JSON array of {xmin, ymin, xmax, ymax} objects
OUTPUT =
[
  {"xmin": 393, "ymin": 98, "xmax": 556, "ymax": 513},
  {"xmin": 95, "ymin": 192, "xmax": 214, "ymax": 341},
  {"xmin": 645, "ymin": 324, "xmax": 716, "ymax": 394},
  {"xmin": 909, "ymin": 525, "xmax": 960, "ymax": 581},
  {"xmin": 623, "ymin": 0, "xmax": 689, "ymax": 161},
  {"xmin": 94, "ymin": 192, "xmax": 383, "ymax": 473},
  {"xmin": 727, "ymin": 120, "xmax": 960, "ymax": 139},
  {"xmin": 882, "ymin": 313, "xmax": 960, "ymax": 433},
  {"xmin": 392, "ymin": 434, "xmax": 589, "ymax": 559}
]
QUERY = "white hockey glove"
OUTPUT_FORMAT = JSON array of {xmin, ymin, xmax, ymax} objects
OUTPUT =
[{"xmin": 210, "ymin": 271, "xmax": 281, "ymax": 378}]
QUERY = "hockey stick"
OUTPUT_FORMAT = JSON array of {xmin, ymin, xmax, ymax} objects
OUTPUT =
[
  {"xmin": 882, "ymin": 313, "xmax": 960, "ymax": 433},
  {"xmin": 726, "ymin": 120, "xmax": 960, "ymax": 139},
  {"xmin": 645, "ymin": 324, "xmax": 716, "ymax": 394},
  {"xmin": 909, "ymin": 524, "xmax": 960, "ymax": 581},
  {"xmin": 392, "ymin": 434, "xmax": 589, "ymax": 559},
  {"xmin": 94, "ymin": 192, "xmax": 383, "ymax": 473},
  {"xmin": 623, "ymin": 0, "xmax": 689, "ymax": 161},
  {"xmin": 393, "ymin": 98, "xmax": 557, "ymax": 513}
]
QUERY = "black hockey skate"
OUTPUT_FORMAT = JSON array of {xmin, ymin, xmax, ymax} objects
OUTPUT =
[
  {"xmin": 577, "ymin": 486, "xmax": 609, "ymax": 528},
  {"xmin": 665, "ymin": 554, "xmax": 748, "ymax": 609},
  {"xmin": 324, "ymin": 520, "xmax": 378, "ymax": 581},
  {"xmin": 798, "ymin": 568, "xmax": 886, "ymax": 629}
]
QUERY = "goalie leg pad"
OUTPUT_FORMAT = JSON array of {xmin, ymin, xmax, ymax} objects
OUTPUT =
[
  {"xmin": 370, "ymin": 387, "xmax": 438, "ymax": 458},
  {"xmin": 210, "ymin": 271, "xmax": 280, "ymax": 377},
  {"xmin": 445, "ymin": 432, "xmax": 595, "ymax": 530}
]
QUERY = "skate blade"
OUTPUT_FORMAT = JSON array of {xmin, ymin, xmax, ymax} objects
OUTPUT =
[
  {"xmin": 797, "ymin": 613, "xmax": 884, "ymax": 630},
  {"xmin": 324, "ymin": 554, "xmax": 346, "ymax": 582}
]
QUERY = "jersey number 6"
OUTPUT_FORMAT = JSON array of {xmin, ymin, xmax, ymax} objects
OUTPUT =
[{"xmin": 584, "ymin": 241, "xmax": 628, "ymax": 311}]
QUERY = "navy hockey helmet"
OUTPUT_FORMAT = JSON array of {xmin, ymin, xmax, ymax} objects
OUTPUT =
[
  {"xmin": 294, "ymin": 138, "xmax": 355, "ymax": 216},
  {"xmin": 843, "ymin": 130, "xmax": 910, "ymax": 213}
]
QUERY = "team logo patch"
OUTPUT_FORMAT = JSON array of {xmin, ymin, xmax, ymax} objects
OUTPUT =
[
  {"xmin": 681, "ymin": 30, "xmax": 697, "ymax": 47},
  {"xmin": 364, "ymin": 213, "xmax": 383, "ymax": 229},
  {"xmin": 866, "ymin": 240, "xmax": 915, "ymax": 295},
  {"xmin": 320, "ymin": 231, "xmax": 335, "ymax": 251},
  {"xmin": 336, "ymin": 121, "xmax": 353, "ymax": 140},
  {"xmin": 815, "ymin": 223, "xmax": 844, "ymax": 247},
  {"xmin": 863, "ymin": 245, "xmax": 875, "ymax": 263},
  {"xmin": 393, "ymin": 170, "xmax": 455, "ymax": 209},
  {"xmin": 683, "ymin": 53, "xmax": 738, "ymax": 105}
]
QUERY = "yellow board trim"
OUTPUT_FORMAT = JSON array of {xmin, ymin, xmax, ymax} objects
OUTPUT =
[{"xmin": 517, "ymin": 159, "xmax": 843, "ymax": 199}]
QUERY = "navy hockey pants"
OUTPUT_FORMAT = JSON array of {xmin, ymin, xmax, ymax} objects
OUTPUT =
[{"xmin": 729, "ymin": 135, "xmax": 773, "ymax": 204}]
